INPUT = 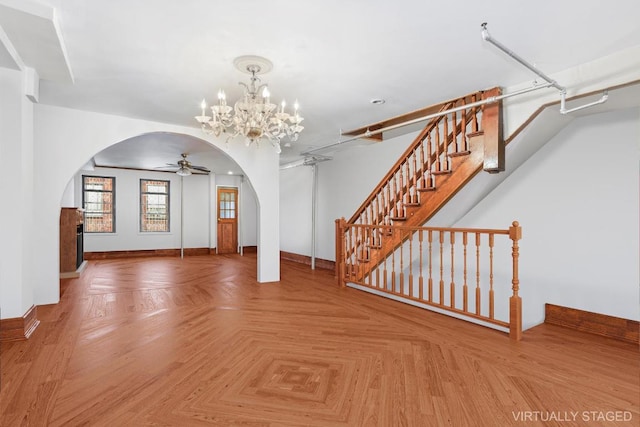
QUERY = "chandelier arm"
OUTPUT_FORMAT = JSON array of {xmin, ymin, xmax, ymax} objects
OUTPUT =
[{"xmin": 196, "ymin": 57, "xmax": 303, "ymax": 153}]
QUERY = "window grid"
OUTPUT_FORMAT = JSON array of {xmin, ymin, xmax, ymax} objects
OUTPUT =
[
  {"xmin": 219, "ymin": 191, "xmax": 236, "ymax": 219},
  {"xmin": 82, "ymin": 175, "xmax": 115, "ymax": 233},
  {"xmin": 140, "ymin": 179, "xmax": 170, "ymax": 232}
]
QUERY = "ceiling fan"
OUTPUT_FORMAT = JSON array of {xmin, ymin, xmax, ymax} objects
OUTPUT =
[{"xmin": 162, "ymin": 153, "xmax": 210, "ymax": 176}]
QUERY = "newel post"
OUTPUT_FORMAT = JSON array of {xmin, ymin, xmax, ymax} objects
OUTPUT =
[
  {"xmin": 508, "ymin": 221, "xmax": 522, "ymax": 341},
  {"xmin": 335, "ymin": 218, "xmax": 346, "ymax": 287},
  {"xmin": 482, "ymin": 87, "xmax": 505, "ymax": 173}
]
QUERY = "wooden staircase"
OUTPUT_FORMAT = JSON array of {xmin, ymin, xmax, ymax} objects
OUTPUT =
[{"xmin": 337, "ymin": 87, "xmax": 504, "ymax": 283}]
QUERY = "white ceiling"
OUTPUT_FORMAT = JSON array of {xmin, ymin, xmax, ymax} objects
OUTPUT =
[{"xmin": 2, "ymin": 0, "xmax": 640, "ymax": 173}]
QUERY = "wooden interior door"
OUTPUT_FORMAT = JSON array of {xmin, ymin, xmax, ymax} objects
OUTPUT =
[{"xmin": 217, "ymin": 187, "xmax": 238, "ymax": 254}]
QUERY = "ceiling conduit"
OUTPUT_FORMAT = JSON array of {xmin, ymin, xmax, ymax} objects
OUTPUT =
[{"xmin": 297, "ymin": 23, "xmax": 609, "ymax": 159}]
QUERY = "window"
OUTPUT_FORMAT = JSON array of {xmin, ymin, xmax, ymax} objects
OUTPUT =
[
  {"xmin": 218, "ymin": 189, "xmax": 236, "ymax": 219},
  {"xmin": 140, "ymin": 179, "xmax": 170, "ymax": 232},
  {"xmin": 82, "ymin": 175, "xmax": 115, "ymax": 233}
]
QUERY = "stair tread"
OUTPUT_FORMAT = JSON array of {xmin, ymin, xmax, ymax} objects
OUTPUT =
[
  {"xmin": 432, "ymin": 170, "xmax": 451, "ymax": 175},
  {"xmin": 449, "ymin": 150, "xmax": 471, "ymax": 158},
  {"xmin": 417, "ymin": 186, "xmax": 436, "ymax": 192}
]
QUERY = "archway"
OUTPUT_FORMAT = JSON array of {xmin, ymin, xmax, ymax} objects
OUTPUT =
[{"xmin": 32, "ymin": 106, "xmax": 280, "ymax": 307}]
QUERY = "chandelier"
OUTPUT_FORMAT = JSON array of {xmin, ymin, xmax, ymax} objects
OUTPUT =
[{"xmin": 195, "ymin": 56, "xmax": 304, "ymax": 153}]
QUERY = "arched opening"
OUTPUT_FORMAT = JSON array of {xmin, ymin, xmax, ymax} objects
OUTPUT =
[{"xmin": 58, "ymin": 132, "xmax": 259, "ymax": 273}]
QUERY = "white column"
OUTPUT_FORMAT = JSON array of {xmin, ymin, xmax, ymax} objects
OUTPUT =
[{"xmin": 0, "ymin": 68, "xmax": 35, "ymax": 318}]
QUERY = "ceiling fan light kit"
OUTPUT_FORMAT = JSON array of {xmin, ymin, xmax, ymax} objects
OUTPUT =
[
  {"xmin": 164, "ymin": 153, "xmax": 210, "ymax": 176},
  {"xmin": 195, "ymin": 55, "xmax": 304, "ymax": 154}
]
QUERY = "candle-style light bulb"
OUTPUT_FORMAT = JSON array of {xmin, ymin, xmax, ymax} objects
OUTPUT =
[
  {"xmin": 200, "ymin": 99, "xmax": 207, "ymax": 116},
  {"xmin": 262, "ymin": 87, "xmax": 270, "ymax": 103},
  {"xmin": 218, "ymin": 90, "xmax": 226, "ymax": 106},
  {"xmin": 280, "ymin": 99, "xmax": 286, "ymax": 113}
]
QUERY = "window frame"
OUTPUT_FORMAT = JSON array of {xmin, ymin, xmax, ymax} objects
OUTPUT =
[
  {"xmin": 140, "ymin": 179, "xmax": 170, "ymax": 233},
  {"xmin": 82, "ymin": 175, "xmax": 116, "ymax": 233}
]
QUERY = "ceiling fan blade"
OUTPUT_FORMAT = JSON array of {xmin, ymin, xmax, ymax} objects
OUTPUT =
[{"xmin": 190, "ymin": 165, "xmax": 210, "ymax": 172}]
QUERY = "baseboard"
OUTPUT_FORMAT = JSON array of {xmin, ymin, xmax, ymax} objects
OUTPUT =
[
  {"xmin": 60, "ymin": 260, "xmax": 89, "ymax": 279},
  {"xmin": 280, "ymin": 251, "xmax": 335, "ymax": 270},
  {"xmin": 85, "ymin": 248, "xmax": 212, "ymax": 260},
  {"xmin": 545, "ymin": 303, "xmax": 639, "ymax": 345},
  {"xmin": 0, "ymin": 305, "xmax": 40, "ymax": 342}
]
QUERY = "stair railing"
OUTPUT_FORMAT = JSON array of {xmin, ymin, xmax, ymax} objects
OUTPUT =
[
  {"xmin": 348, "ymin": 90, "xmax": 487, "ymax": 229},
  {"xmin": 336, "ymin": 219, "xmax": 523, "ymax": 340}
]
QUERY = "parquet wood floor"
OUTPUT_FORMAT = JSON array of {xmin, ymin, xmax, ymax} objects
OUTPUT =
[{"xmin": 0, "ymin": 254, "xmax": 638, "ymax": 426}]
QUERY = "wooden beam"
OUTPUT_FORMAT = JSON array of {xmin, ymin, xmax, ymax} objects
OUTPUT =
[{"xmin": 342, "ymin": 91, "xmax": 484, "ymax": 141}]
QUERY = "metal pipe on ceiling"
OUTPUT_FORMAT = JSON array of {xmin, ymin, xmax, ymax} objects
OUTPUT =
[
  {"xmin": 481, "ymin": 22, "xmax": 608, "ymax": 115},
  {"xmin": 301, "ymin": 22, "xmax": 608, "ymax": 158},
  {"xmin": 302, "ymin": 82, "xmax": 554, "ymax": 156}
]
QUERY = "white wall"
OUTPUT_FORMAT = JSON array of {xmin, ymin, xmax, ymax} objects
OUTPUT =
[
  {"xmin": 75, "ymin": 167, "xmax": 210, "ymax": 252},
  {"xmin": 27, "ymin": 104, "xmax": 279, "ymax": 310},
  {"xmin": 455, "ymin": 108, "xmax": 639, "ymax": 326},
  {"xmin": 280, "ymin": 165, "xmax": 313, "ymax": 256},
  {"xmin": 0, "ymin": 68, "xmax": 34, "ymax": 318},
  {"xmin": 240, "ymin": 176, "xmax": 258, "ymax": 248},
  {"xmin": 314, "ymin": 136, "xmax": 418, "ymax": 261}
]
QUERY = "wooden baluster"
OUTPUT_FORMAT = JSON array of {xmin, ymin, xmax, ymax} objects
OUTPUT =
[
  {"xmin": 345, "ymin": 226, "xmax": 351, "ymax": 279},
  {"xmin": 375, "ymin": 226, "xmax": 381, "ymax": 287},
  {"xmin": 489, "ymin": 233, "xmax": 495, "ymax": 319},
  {"xmin": 426, "ymin": 134, "xmax": 433, "ymax": 187},
  {"xmin": 387, "ymin": 179, "xmax": 392, "ymax": 218},
  {"xmin": 404, "ymin": 161, "xmax": 410, "ymax": 203},
  {"xmin": 419, "ymin": 141, "xmax": 426, "ymax": 188},
  {"xmin": 372, "ymin": 197, "xmax": 378, "ymax": 227},
  {"xmin": 367, "ymin": 229, "xmax": 373, "ymax": 288},
  {"xmin": 394, "ymin": 174, "xmax": 399, "ymax": 217},
  {"xmin": 356, "ymin": 226, "xmax": 361, "ymax": 277},
  {"xmin": 461, "ymin": 102, "xmax": 468, "ymax": 151},
  {"xmin": 386, "ymin": 181, "xmax": 391, "ymax": 222},
  {"xmin": 399, "ymin": 230, "xmax": 405, "ymax": 294},
  {"xmin": 435, "ymin": 121, "xmax": 441, "ymax": 172},
  {"xmin": 439, "ymin": 231, "xmax": 444, "ymax": 305},
  {"xmin": 472, "ymin": 94, "xmax": 478, "ymax": 133},
  {"xmin": 475, "ymin": 232, "xmax": 481, "ymax": 315},
  {"xmin": 450, "ymin": 231, "xmax": 455, "ymax": 308},
  {"xmin": 509, "ymin": 221, "xmax": 522, "ymax": 340},
  {"xmin": 452, "ymin": 108, "xmax": 459, "ymax": 153},
  {"xmin": 391, "ymin": 229, "xmax": 396, "ymax": 292},
  {"xmin": 409, "ymin": 230, "xmax": 414, "ymax": 298},
  {"xmin": 463, "ymin": 232, "xmax": 468, "ymax": 312},
  {"xmin": 397, "ymin": 167, "xmax": 404, "ymax": 215},
  {"xmin": 398, "ymin": 170, "xmax": 403, "ymax": 216},
  {"xmin": 428, "ymin": 230, "xmax": 433, "ymax": 302},
  {"xmin": 412, "ymin": 149, "xmax": 418, "ymax": 195},
  {"xmin": 419, "ymin": 229, "xmax": 424, "ymax": 300},
  {"xmin": 383, "ymin": 239, "xmax": 388, "ymax": 290},
  {"xmin": 443, "ymin": 113, "xmax": 450, "ymax": 171}
]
